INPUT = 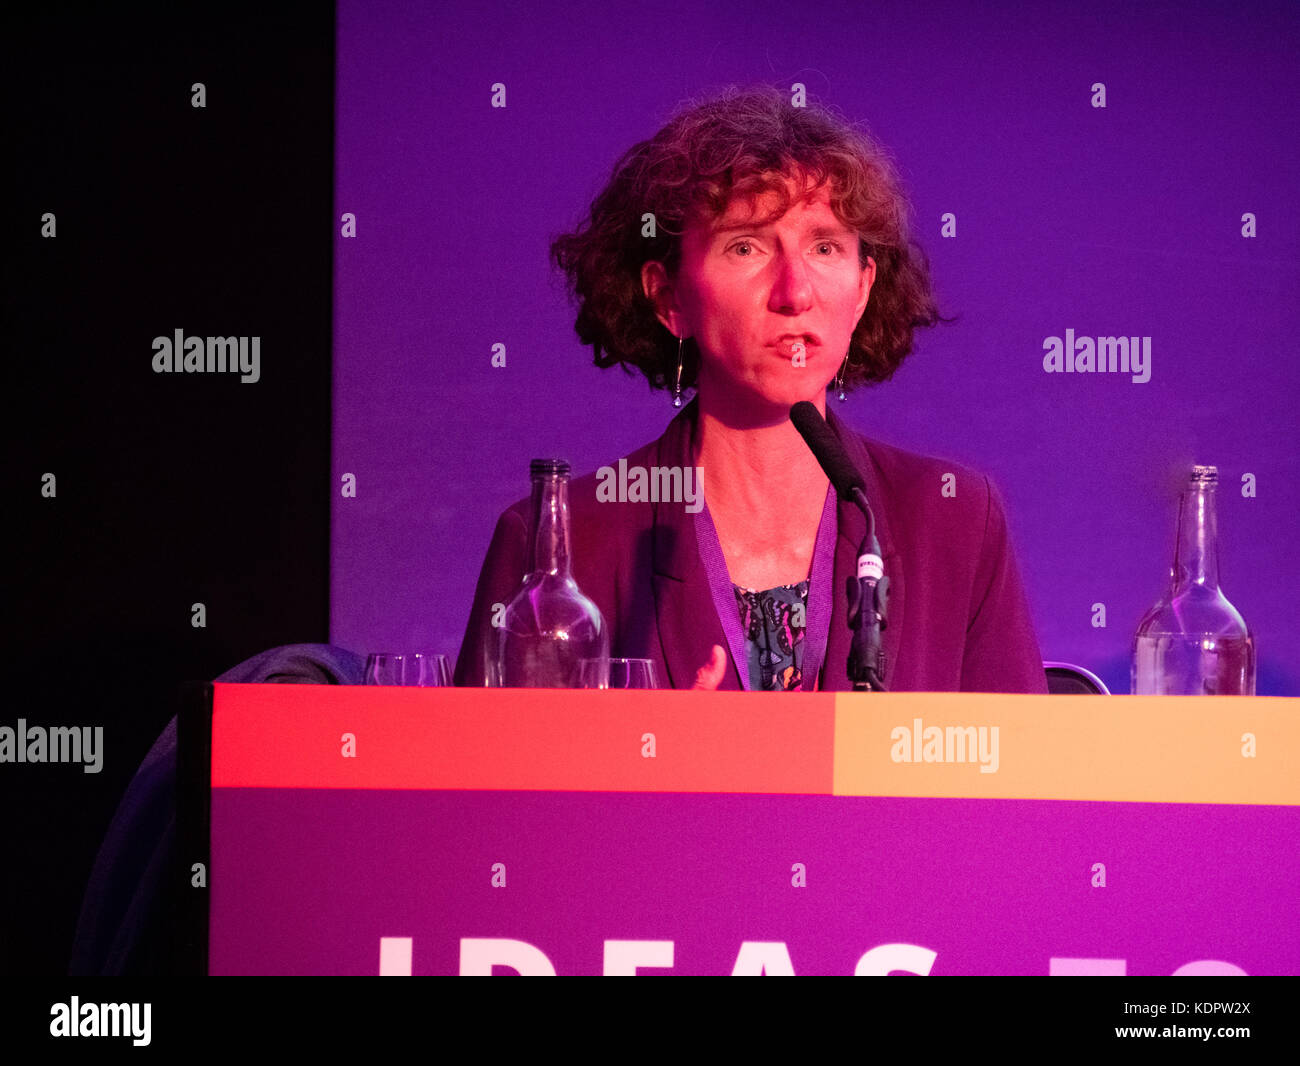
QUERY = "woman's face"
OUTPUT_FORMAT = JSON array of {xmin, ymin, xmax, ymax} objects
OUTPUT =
[{"xmin": 646, "ymin": 173, "xmax": 875, "ymax": 417}]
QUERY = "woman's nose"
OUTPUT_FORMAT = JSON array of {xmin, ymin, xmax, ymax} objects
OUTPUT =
[{"xmin": 768, "ymin": 254, "xmax": 814, "ymax": 311}]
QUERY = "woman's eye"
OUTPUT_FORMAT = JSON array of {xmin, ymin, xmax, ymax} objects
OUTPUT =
[{"xmin": 729, "ymin": 240, "xmax": 843, "ymax": 257}]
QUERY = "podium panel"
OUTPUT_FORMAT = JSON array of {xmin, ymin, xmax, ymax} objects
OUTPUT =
[{"xmin": 205, "ymin": 685, "xmax": 1298, "ymax": 975}]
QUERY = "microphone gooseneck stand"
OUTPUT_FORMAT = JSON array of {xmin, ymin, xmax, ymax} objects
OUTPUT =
[
  {"xmin": 787, "ymin": 400, "xmax": 890, "ymax": 692},
  {"xmin": 846, "ymin": 486, "xmax": 889, "ymax": 692}
]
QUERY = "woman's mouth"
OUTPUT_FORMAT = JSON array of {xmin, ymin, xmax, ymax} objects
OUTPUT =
[{"xmin": 773, "ymin": 335, "xmax": 818, "ymax": 358}]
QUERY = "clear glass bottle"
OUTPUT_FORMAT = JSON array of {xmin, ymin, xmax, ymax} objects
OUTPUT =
[
  {"xmin": 1132, "ymin": 465, "xmax": 1255, "ymax": 695},
  {"xmin": 494, "ymin": 459, "xmax": 608, "ymax": 687}
]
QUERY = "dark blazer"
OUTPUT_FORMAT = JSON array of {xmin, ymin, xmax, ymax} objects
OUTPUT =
[{"xmin": 455, "ymin": 399, "xmax": 1048, "ymax": 693}]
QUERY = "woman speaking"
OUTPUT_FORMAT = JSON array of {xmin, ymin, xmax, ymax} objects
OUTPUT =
[{"xmin": 454, "ymin": 84, "xmax": 1047, "ymax": 693}]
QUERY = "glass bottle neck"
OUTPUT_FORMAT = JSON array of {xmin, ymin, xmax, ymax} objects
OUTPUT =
[
  {"xmin": 1172, "ymin": 479, "xmax": 1220, "ymax": 590},
  {"xmin": 530, "ymin": 474, "xmax": 572, "ymax": 576}
]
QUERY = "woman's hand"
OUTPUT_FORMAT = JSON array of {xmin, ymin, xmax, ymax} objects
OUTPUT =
[{"xmin": 692, "ymin": 644, "xmax": 727, "ymax": 690}]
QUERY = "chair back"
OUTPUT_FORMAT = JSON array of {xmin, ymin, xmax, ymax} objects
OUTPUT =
[{"xmin": 1043, "ymin": 661, "xmax": 1110, "ymax": 695}]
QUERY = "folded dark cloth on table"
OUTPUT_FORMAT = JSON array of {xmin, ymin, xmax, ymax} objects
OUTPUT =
[{"xmin": 68, "ymin": 643, "xmax": 365, "ymax": 975}]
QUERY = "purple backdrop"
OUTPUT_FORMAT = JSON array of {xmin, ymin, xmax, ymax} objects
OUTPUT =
[{"xmin": 331, "ymin": 0, "xmax": 1300, "ymax": 695}]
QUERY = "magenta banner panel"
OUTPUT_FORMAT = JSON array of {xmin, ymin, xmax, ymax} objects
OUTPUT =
[{"xmin": 209, "ymin": 789, "xmax": 1296, "ymax": 975}]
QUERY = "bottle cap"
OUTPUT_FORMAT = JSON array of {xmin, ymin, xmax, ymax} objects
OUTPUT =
[
  {"xmin": 530, "ymin": 459, "xmax": 571, "ymax": 478},
  {"xmin": 1190, "ymin": 465, "xmax": 1218, "ymax": 482}
]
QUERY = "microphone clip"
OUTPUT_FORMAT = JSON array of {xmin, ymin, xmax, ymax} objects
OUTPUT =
[{"xmin": 846, "ymin": 488, "xmax": 889, "ymax": 692}]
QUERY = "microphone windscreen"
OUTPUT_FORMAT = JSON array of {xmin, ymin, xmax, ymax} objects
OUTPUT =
[{"xmin": 789, "ymin": 401, "xmax": 863, "ymax": 500}]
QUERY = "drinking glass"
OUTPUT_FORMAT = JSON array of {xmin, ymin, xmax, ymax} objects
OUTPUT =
[
  {"xmin": 364, "ymin": 652, "xmax": 452, "ymax": 686},
  {"xmin": 578, "ymin": 657, "xmax": 660, "ymax": 689}
]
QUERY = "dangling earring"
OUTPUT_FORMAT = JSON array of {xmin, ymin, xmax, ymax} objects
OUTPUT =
[
  {"xmin": 835, "ymin": 352, "xmax": 849, "ymax": 401},
  {"xmin": 673, "ymin": 335, "xmax": 684, "ymax": 407}
]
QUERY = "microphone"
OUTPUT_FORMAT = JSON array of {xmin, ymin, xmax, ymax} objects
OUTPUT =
[
  {"xmin": 788, "ymin": 401, "xmax": 863, "ymax": 502},
  {"xmin": 789, "ymin": 402, "xmax": 889, "ymax": 692}
]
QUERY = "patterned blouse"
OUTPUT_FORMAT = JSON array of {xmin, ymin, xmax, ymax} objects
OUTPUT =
[{"xmin": 733, "ymin": 579, "xmax": 810, "ymax": 691}]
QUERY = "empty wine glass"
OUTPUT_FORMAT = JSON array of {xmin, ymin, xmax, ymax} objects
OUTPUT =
[
  {"xmin": 578, "ymin": 657, "xmax": 660, "ymax": 689},
  {"xmin": 364, "ymin": 652, "xmax": 452, "ymax": 686}
]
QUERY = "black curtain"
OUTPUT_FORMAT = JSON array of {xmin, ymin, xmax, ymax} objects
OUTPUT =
[{"xmin": 2, "ymin": 2, "xmax": 335, "ymax": 975}]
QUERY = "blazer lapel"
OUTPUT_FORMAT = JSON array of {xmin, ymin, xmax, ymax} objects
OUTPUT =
[{"xmin": 651, "ymin": 401, "xmax": 743, "ymax": 690}]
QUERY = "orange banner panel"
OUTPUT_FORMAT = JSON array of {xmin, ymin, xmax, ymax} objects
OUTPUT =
[{"xmin": 833, "ymin": 693, "xmax": 1299, "ymax": 805}]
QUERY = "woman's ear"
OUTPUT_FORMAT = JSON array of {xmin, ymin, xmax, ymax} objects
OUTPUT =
[
  {"xmin": 854, "ymin": 256, "xmax": 877, "ymax": 322},
  {"xmin": 640, "ymin": 260, "xmax": 683, "ymax": 337}
]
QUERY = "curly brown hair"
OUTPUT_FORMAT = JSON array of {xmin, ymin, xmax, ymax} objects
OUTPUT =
[{"xmin": 548, "ymin": 83, "xmax": 956, "ymax": 395}]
